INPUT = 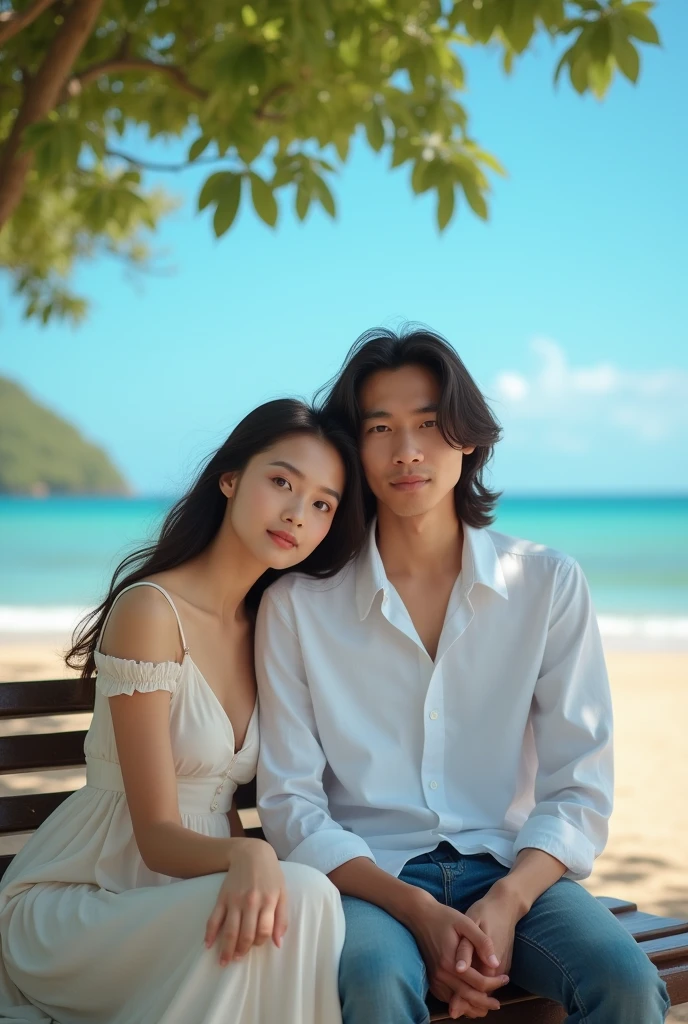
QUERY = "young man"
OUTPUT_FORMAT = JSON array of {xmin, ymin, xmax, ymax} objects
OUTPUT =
[{"xmin": 255, "ymin": 327, "xmax": 670, "ymax": 1023}]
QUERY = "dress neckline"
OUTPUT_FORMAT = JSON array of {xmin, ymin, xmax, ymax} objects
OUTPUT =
[{"xmin": 184, "ymin": 652, "xmax": 258, "ymax": 757}]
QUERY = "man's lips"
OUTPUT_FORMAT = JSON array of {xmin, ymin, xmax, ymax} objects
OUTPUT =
[
  {"xmin": 390, "ymin": 476, "xmax": 429, "ymax": 491},
  {"xmin": 267, "ymin": 530, "xmax": 298, "ymax": 549}
]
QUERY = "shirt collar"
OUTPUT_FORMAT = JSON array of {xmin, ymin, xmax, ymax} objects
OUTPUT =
[{"xmin": 355, "ymin": 519, "xmax": 508, "ymax": 621}]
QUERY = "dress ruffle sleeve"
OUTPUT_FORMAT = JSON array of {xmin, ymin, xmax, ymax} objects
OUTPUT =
[{"xmin": 93, "ymin": 651, "xmax": 182, "ymax": 697}]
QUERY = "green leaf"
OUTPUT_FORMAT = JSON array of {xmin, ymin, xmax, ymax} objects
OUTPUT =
[
  {"xmin": 234, "ymin": 45, "xmax": 268, "ymax": 87},
  {"xmin": 622, "ymin": 9, "xmax": 660, "ymax": 45},
  {"xmin": 188, "ymin": 135, "xmax": 210, "ymax": 162},
  {"xmin": 538, "ymin": 0, "xmax": 566, "ymax": 31},
  {"xmin": 411, "ymin": 159, "xmax": 430, "ymax": 195},
  {"xmin": 502, "ymin": 0, "xmax": 537, "ymax": 54},
  {"xmin": 312, "ymin": 174, "xmax": 336, "ymax": 217},
  {"xmin": 588, "ymin": 56, "xmax": 614, "ymax": 98},
  {"xmin": 198, "ymin": 172, "xmax": 234, "ymax": 212},
  {"xmin": 612, "ymin": 31, "xmax": 640, "ymax": 82},
  {"xmin": 250, "ymin": 173, "xmax": 278, "ymax": 226},
  {"xmin": 241, "ymin": 4, "xmax": 258, "ymax": 27},
  {"xmin": 570, "ymin": 50, "xmax": 591, "ymax": 93},
  {"xmin": 295, "ymin": 186, "xmax": 311, "ymax": 221},
  {"xmin": 554, "ymin": 45, "xmax": 574, "ymax": 84},
  {"xmin": 588, "ymin": 21, "xmax": 612, "ymax": 63},
  {"xmin": 333, "ymin": 134, "xmax": 350, "ymax": 162},
  {"xmin": 456, "ymin": 167, "xmax": 488, "ymax": 220},
  {"xmin": 213, "ymin": 175, "xmax": 242, "ymax": 237},
  {"xmin": 364, "ymin": 107, "xmax": 385, "ymax": 152},
  {"xmin": 436, "ymin": 182, "xmax": 455, "ymax": 230}
]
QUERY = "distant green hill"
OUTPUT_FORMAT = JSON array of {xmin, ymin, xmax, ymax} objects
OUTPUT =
[{"xmin": 0, "ymin": 377, "xmax": 129, "ymax": 495}]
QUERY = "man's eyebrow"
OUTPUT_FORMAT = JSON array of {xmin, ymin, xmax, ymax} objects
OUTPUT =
[
  {"xmin": 361, "ymin": 402, "xmax": 438, "ymax": 420},
  {"xmin": 269, "ymin": 461, "xmax": 341, "ymax": 502}
]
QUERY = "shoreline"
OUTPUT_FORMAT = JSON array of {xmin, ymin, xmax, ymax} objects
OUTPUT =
[{"xmin": 2, "ymin": 614, "xmax": 688, "ymax": 656}]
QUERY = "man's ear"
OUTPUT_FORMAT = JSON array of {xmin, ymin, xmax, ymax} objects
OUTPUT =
[
  {"xmin": 219, "ymin": 472, "xmax": 236, "ymax": 498},
  {"xmin": 460, "ymin": 445, "xmax": 476, "ymax": 456}
]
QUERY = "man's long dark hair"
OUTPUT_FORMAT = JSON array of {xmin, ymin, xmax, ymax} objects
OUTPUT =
[
  {"xmin": 316, "ymin": 325, "xmax": 502, "ymax": 528},
  {"xmin": 66, "ymin": 399, "xmax": 366, "ymax": 678}
]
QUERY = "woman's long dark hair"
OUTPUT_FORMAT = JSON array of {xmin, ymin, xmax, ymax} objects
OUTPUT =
[
  {"xmin": 316, "ymin": 324, "xmax": 502, "ymax": 528},
  {"xmin": 66, "ymin": 399, "xmax": 366, "ymax": 678}
]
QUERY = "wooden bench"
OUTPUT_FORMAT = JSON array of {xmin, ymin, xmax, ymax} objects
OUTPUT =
[{"xmin": 1, "ymin": 677, "xmax": 687, "ymax": 1022}]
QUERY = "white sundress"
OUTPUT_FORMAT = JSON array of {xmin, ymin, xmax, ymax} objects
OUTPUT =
[{"xmin": 0, "ymin": 582, "xmax": 344, "ymax": 1024}]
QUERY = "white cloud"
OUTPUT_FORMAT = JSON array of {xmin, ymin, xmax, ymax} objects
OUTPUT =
[{"xmin": 492, "ymin": 338, "xmax": 688, "ymax": 450}]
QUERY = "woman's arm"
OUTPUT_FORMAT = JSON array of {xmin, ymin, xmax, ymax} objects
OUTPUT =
[{"xmin": 102, "ymin": 586, "xmax": 245, "ymax": 878}]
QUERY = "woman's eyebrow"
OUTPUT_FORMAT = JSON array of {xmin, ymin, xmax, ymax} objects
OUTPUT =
[{"xmin": 269, "ymin": 460, "xmax": 341, "ymax": 502}]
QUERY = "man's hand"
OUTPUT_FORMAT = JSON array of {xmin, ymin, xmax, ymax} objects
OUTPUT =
[
  {"xmin": 454, "ymin": 883, "xmax": 524, "ymax": 993},
  {"xmin": 410, "ymin": 900, "xmax": 509, "ymax": 1018}
]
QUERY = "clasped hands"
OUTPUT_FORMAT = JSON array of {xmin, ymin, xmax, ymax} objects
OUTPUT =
[{"xmin": 412, "ymin": 888, "xmax": 520, "ymax": 1019}]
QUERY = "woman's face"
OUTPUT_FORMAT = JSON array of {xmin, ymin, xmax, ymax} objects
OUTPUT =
[{"xmin": 222, "ymin": 434, "xmax": 345, "ymax": 569}]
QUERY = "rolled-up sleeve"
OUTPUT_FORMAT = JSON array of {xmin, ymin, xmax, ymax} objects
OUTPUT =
[
  {"xmin": 513, "ymin": 559, "xmax": 614, "ymax": 880},
  {"xmin": 255, "ymin": 586, "xmax": 376, "ymax": 875}
]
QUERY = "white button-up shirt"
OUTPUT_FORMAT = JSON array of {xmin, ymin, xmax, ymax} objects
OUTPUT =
[{"xmin": 255, "ymin": 522, "xmax": 613, "ymax": 881}]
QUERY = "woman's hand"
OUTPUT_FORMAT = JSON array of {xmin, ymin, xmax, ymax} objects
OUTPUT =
[{"xmin": 204, "ymin": 838, "xmax": 289, "ymax": 965}]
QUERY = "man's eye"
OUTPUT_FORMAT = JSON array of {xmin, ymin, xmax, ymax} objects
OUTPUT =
[
  {"xmin": 368, "ymin": 424, "xmax": 389, "ymax": 434},
  {"xmin": 420, "ymin": 420, "xmax": 437, "ymax": 428}
]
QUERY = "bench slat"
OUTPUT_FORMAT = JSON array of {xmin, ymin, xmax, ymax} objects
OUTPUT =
[
  {"xmin": 0, "ymin": 731, "xmax": 87, "ymax": 772},
  {"xmin": 638, "ymin": 931, "xmax": 688, "ymax": 964},
  {"xmin": 0, "ymin": 679, "xmax": 94, "ymax": 719},
  {"xmin": 612, "ymin": 910, "xmax": 688, "ymax": 942},
  {"xmin": 597, "ymin": 896, "xmax": 638, "ymax": 914},
  {"xmin": 0, "ymin": 791, "xmax": 73, "ymax": 836}
]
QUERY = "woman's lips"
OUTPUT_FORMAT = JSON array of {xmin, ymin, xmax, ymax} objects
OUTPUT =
[{"xmin": 267, "ymin": 530, "xmax": 298, "ymax": 549}]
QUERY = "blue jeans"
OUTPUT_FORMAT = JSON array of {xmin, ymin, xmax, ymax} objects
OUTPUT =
[{"xmin": 339, "ymin": 844, "xmax": 670, "ymax": 1024}]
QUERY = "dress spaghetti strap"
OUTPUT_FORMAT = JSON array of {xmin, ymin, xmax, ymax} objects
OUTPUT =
[{"xmin": 95, "ymin": 582, "xmax": 189, "ymax": 655}]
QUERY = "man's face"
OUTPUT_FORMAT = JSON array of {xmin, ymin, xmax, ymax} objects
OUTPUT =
[{"xmin": 358, "ymin": 363, "xmax": 475, "ymax": 519}]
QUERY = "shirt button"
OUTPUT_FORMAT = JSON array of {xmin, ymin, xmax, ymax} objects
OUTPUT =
[
  {"xmin": 429, "ymin": 780, "xmax": 438, "ymax": 790},
  {"xmin": 429, "ymin": 710, "xmax": 439, "ymax": 720}
]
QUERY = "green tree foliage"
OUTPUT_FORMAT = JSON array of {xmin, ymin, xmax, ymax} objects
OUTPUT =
[
  {"xmin": 0, "ymin": 376, "xmax": 129, "ymax": 492},
  {"xmin": 0, "ymin": 0, "xmax": 660, "ymax": 324}
]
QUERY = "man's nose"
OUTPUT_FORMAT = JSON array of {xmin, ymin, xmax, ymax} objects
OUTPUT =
[{"xmin": 393, "ymin": 432, "xmax": 424, "ymax": 464}]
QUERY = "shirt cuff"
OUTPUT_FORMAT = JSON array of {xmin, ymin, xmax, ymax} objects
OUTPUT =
[
  {"xmin": 513, "ymin": 814, "xmax": 597, "ymax": 880},
  {"xmin": 285, "ymin": 829, "xmax": 376, "ymax": 875}
]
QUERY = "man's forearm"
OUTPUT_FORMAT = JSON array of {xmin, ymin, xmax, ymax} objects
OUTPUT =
[
  {"xmin": 489, "ymin": 847, "xmax": 567, "ymax": 918},
  {"xmin": 329, "ymin": 856, "xmax": 434, "ymax": 929}
]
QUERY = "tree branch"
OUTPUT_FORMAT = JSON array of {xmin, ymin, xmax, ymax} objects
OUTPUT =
[
  {"xmin": 67, "ymin": 58, "xmax": 208, "ymax": 100},
  {"xmin": 0, "ymin": 0, "xmax": 59, "ymax": 46},
  {"xmin": 255, "ymin": 83, "xmax": 292, "ymax": 121},
  {"xmin": 0, "ymin": 0, "xmax": 105, "ymax": 230},
  {"xmin": 105, "ymin": 147, "xmax": 226, "ymax": 173}
]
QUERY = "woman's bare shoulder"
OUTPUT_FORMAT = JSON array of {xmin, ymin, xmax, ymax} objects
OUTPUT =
[{"xmin": 99, "ymin": 582, "xmax": 184, "ymax": 665}]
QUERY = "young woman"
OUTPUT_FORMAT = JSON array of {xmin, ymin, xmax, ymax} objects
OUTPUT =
[{"xmin": 0, "ymin": 399, "xmax": 366, "ymax": 1024}]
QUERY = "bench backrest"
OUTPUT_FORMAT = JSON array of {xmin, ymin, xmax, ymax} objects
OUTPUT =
[{"xmin": 0, "ymin": 677, "xmax": 260, "ymax": 880}]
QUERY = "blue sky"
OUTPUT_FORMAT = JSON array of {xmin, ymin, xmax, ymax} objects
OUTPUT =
[{"xmin": 1, "ymin": 2, "xmax": 686, "ymax": 496}]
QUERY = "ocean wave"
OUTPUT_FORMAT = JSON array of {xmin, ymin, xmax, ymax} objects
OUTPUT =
[
  {"xmin": 1, "ymin": 605, "xmax": 688, "ymax": 650},
  {"xmin": 0, "ymin": 606, "xmax": 90, "ymax": 635}
]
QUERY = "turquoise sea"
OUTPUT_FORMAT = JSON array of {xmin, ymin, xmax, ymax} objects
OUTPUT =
[{"xmin": 1, "ymin": 496, "xmax": 687, "ymax": 646}]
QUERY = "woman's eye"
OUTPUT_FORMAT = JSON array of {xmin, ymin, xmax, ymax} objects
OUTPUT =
[
  {"xmin": 272, "ymin": 476, "xmax": 291, "ymax": 489},
  {"xmin": 314, "ymin": 500, "xmax": 331, "ymax": 513}
]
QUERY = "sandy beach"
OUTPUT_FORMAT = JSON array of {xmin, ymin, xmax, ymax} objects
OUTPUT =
[{"xmin": 1, "ymin": 642, "xmax": 687, "ymax": 1018}]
